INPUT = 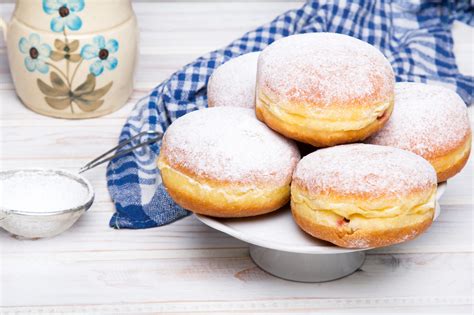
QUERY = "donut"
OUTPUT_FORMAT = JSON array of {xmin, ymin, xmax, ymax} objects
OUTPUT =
[
  {"xmin": 367, "ymin": 82, "xmax": 471, "ymax": 182},
  {"xmin": 291, "ymin": 144, "xmax": 437, "ymax": 249},
  {"xmin": 158, "ymin": 107, "xmax": 301, "ymax": 217},
  {"xmin": 207, "ymin": 52, "xmax": 260, "ymax": 109},
  {"xmin": 256, "ymin": 33, "xmax": 395, "ymax": 147}
]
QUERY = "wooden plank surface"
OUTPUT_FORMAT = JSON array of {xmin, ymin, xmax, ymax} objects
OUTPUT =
[{"xmin": 0, "ymin": 2, "xmax": 473, "ymax": 314}]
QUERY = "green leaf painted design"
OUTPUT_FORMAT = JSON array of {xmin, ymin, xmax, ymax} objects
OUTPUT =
[
  {"xmin": 74, "ymin": 99, "xmax": 105, "ymax": 112},
  {"xmin": 44, "ymin": 97, "xmax": 72, "ymax": 110},
  {"xmin": 77, "ymin": 81, "xmax": 113, "ymax": 101},
  {"xmin": 50, "ymin": 72, "xmax": 69, "ymax": 92},
  {"xmin": 34, "ymin": 28, "xmax": 116, "ymax": 114},
  {"xmin": 51, "ymin": 39, "xmax": 81, "ymax": 62},
  {"xmin": 73, "ymin": 74, "xmax": 96, "ymax": 96},
  {"xmin": 37, "ymin": 70, "xmax": 113, "ymax": 113},
  {"xmin": 37, "ymin": 75, "xmax": 69, "ymax": 97},
  {"xmin": 72, "ymin": 74, "xmax": 113, "ymax": 111}
]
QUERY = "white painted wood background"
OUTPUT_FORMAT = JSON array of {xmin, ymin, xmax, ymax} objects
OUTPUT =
[{"xmin": 0, "ymin": 2, "xmax": 473, "ymax": 314}]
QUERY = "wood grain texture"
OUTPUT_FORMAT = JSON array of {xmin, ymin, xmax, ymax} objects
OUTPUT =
[{"xmin": 0, "ymin": 2, "xmax": 473, "ymax": 314}]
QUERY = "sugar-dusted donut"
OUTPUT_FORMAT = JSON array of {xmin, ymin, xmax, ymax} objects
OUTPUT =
[
  {"xmin": 291, "ymin": 144, "xmax": 437, "ymax": 249},
  {"xmin": 158, "ymin": 107, "xmax": 301, "ymax": 217},
  {"xmin": 256, "ymin": 33, "xmax": 395, "ymax": 147},
  {"xmin": 207, "ymin": 52, "xmax": 260, "ymax": 109},
  {"xmin": 367, "ymin": 82, "xmax": 471, "ymax": 182}
]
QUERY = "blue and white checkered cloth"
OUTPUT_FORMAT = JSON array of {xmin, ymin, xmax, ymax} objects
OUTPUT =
[{"xmin": 107, "ymin": 0, "xmax": 473, "ymax": 229}]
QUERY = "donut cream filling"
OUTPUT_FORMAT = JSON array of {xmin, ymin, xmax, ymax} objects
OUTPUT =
[
  {"xmin": 291, "ymin": 187, "xmax": 436, "ymax": 230},
  {"xmin": 158, "ymin": 160, "xmax": 289, "ymax": 203},
  {"xmin": 257, "ymin": 90, "xmax": 392, "ymax": 132}
]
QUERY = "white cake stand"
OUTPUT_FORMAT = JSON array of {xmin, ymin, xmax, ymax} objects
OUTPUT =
[{"xmin": 195, "ymin": 182, "xmax": 447, "ymax": 282}]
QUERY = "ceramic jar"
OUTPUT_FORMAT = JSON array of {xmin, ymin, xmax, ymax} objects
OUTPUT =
[{"xmin": 0, "ymin": 0, "xmax": 138, "ymax": 119}]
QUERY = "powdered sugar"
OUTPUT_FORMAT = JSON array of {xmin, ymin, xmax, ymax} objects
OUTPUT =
[
  {"xmin": 293, "ymin": 144, "xmax": 436, "ymax": 198},
  {"xmin": 207, "ymin": 52, "xmax": 260, "ymax": 109},
  {"xmin": 161, "ymin": 107, "xmax": 301, "ymax": 184},
  {"xmin": 257, "ymin": 33, "xmax": 394, "ymax": 106},
  {"xmin": 367, "ymin": 82, "xmax": 471, "ymax": 158},
  {"xmin": 0, "ymin": 170, "xmax": 91, "ymax": 212}
]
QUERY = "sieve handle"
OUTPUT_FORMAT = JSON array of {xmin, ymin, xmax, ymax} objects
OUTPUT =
[{"xmin": 79, "ymin": 131, "xmax": 163, "ymax": 174}]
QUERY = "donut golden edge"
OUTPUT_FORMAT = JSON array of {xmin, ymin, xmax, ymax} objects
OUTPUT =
[
  {"xmin": 255, "ymin": 89, "xmax": 394, "ymax": 147},
  {"xmin": 429, "ymin": 132, "xmax": 471, "ymax": 183},
  {"xmin": 157, "ymin": 156, "xmax": 291, "ymax": 217},
  {"xmin": 290, "ymin": 184, "xmax": 436, "ymax": 249}
]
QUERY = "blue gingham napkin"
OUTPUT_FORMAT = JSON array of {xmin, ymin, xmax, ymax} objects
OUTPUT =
[{"xmin": 107, "ymin": 0, "xmax": 474, "ymax": 229}]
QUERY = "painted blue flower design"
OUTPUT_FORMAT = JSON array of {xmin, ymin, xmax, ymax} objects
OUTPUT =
[
  {"xmin": 19, "ymin": 34, "xmax": 52, "ymax": 74},
  {"xmin": 43, "ymin": 0, "xmax": 85, "ymax": 32},
  {"xmin": 81, "ymin": 36, "xmax": 119, "ymax": 77}
]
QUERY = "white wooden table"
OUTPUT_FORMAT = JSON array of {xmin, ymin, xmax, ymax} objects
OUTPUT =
[{"xmin": 0, "ymin": 2, "xmax": 473, "ymax": 314}]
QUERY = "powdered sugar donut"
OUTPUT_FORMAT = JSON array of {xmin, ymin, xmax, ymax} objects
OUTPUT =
[
  {"xmin": 367, "ymin": 82, "xmax": 471, "ymax": 182},
  {"xmin": 207, "ymin": 52, "xmax": 260, "ymax": 109},
  {"xmin": 291, "ymin": 144, "xmax": 437, "ymax": 249},
  {"xmin": 256, "ymin": 33, "xmax": 395, "ymax": 147},
  {"xmin": 158, "ymin": 107, "xmax": 301, "ymax": 217}
]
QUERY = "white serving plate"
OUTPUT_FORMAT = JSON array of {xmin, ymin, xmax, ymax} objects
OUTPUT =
[{"xmin": 196, "ymin": 182, "xmax": 447, "ymax": 282}]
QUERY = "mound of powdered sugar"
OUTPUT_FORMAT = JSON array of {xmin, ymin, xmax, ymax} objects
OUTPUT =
[
  {"xmin": 293, "ymin": 144, "xmax": 436, "ymax": 199},
  {"xmin": 161, "ymin": 107, "xmax": 301, "ymax": 184},
  {"xmin": 207, "ymin": 52, "xmax": 260, "ymax": 109},
  {"xmin": 0, "ymin": 171, "xmax": 90, "ymax": 212},
  {"xmin": 257, "ymin": 33, "xmax": 394, "ymax": 106},
  {"xmin": 367, "ymin": 82, "xmax": 471, "ymax": 158}
]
